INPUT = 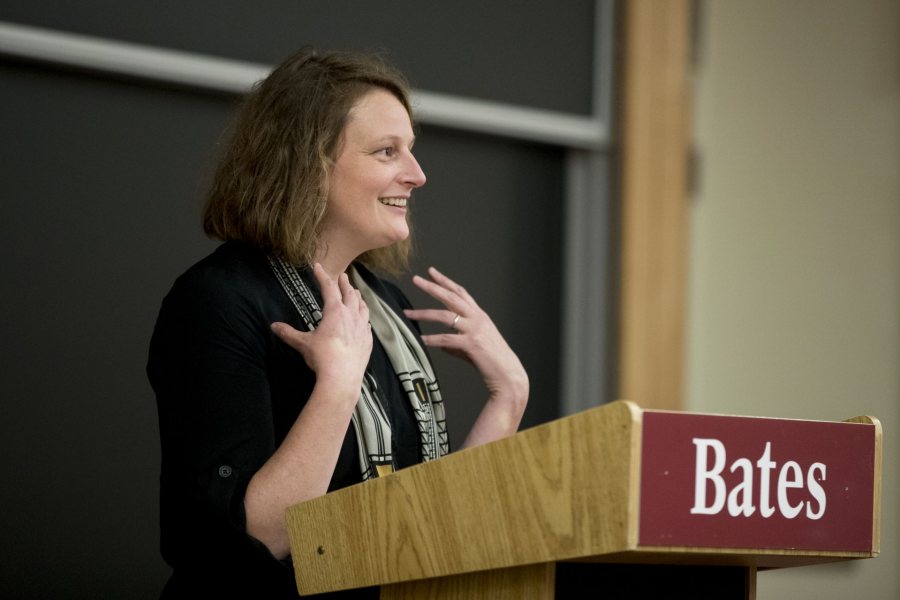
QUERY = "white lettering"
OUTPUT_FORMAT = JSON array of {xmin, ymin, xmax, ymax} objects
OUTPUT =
[
  {"xmin": 806, "ymin": 462, "xmax": 827, "ymax": 519},
  {"xmin": 690, "ymin": 438, "xmax": 726, "ymax": 515},
  {"xmin": 756, "ymin": 442, "xmax": 776, "ymax": 518},
  {"xmin": 727, "ymin": 457, "xmax": 756, "ymax": 517},
  {"xmin": 687, "ymin": 438, "xmax": 828, "ymax": 521},
  {"xmin": 777, "ymin": 461, "xmax": 804, "ymax": 518}
]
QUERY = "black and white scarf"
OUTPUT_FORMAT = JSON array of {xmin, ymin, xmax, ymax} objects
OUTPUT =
[{"xmin": 268, "ymin": 256, "xmax": 448, "ymax": 479}]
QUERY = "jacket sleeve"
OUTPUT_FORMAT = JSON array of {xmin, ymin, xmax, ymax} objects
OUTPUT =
[{"xmin": 148, "ymin": 266, "xmax": 291, "ymax": 583}]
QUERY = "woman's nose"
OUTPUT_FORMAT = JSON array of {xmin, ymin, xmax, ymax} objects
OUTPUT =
[{"xmin": 404, "ymin": 153, "xmax": 426, "ymax": 188}]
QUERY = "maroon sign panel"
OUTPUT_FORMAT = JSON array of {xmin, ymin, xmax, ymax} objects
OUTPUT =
[{"xmin": 639, "ymin": 411, "xmax": 875, "ymax": 552}]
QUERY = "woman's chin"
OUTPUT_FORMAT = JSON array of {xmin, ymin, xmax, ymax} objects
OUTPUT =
[
  {"xmin": 386, "ymin": 225, "xmax": 410, "ymax": 244},
  {"xmin": 362, "ymin": 229, "xmax": 409, "ymax": 253}
]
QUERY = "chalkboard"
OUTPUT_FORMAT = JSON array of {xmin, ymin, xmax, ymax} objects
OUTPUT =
[{"xmin": 1, "ymin": 0, "xmax": 597, "ymax": 114}]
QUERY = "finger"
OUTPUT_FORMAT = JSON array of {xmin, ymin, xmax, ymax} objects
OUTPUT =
[
  {"xmin": 270, "ymin": 321, "xmax": 308, "ymax": 351},
  {"xmin": 427, "ymin": 266, "xmax": 475, "ymax": 303},
  {"xmin": 312, "ymin": 263, "xmax": 340, "ymax": 307},
  {"xmin": 404, "ymin": 308, "xmax": 460, "ymax": 328},
  {"xmin": 419, "ymin": 334, "xmax": 472, "ymax": 363},
  {"xmin": 411, "ymin": 274, "xmax": 468, "ymax": 314},
  {"xmin": 359, "ymin": 298, "xmax": 370, "ymax": 324},
  {"xmin": 419, "ymin": 332, "xmax": 463, "ymax": 349},
  {"xmin": 338, "ymin": 272, "xmax": 360, "ymax": 309},
  {"xmin": 340, "ymin": 273, "xmax": 365, "ymax": 312}
]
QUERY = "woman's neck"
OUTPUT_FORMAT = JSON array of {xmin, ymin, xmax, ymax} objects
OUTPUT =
[{"xmin": 313, "ymin": 246, "xmax": 355, "ymax": 280}]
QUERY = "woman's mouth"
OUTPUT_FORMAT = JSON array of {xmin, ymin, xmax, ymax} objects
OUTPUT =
[{"xmin": 379, "ymin": 197, "xmax": 408, "ymax": 208}]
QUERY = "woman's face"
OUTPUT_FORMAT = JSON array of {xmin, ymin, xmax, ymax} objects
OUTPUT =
[{"xmin": 320, "ymin": 88, "xmax": 426, "ymax": 262}]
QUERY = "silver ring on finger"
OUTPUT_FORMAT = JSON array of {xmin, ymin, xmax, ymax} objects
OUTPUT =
[{"xmin": 451, "ymin": 313, "xmax": 461, "ymax": 330}]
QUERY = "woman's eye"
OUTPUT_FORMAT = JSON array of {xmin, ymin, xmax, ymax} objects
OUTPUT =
[{"xmin": 375, "ymin": 147, "xmax": 395, "ymax": 157}]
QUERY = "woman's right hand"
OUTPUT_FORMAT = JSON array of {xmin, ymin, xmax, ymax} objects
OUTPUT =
[
  {"xmin": 247, "ymin": 264, "xmax": 371, "ymax": 557},
  {"xmin": 270, "ymin": 263, "xmax": 372, "ymax": 385}
]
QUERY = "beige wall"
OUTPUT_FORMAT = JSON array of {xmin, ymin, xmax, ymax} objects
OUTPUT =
[{"xmin": 687, "ymin": 0, "xmax": 899, "ymax": 597}]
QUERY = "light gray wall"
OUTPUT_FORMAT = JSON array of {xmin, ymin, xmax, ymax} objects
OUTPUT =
[
  {"xmin": 0, "ymin": 2, "xmax": 597, "ymax": 597},
  {"xmin": 688, "ymin": 1, "xmax": 900, "ymax": 597}
]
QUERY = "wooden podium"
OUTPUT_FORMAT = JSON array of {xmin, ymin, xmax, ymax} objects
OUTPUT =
[{"xmin": 285, "ymin": 401, "xmax": 881, "ymax": 598}]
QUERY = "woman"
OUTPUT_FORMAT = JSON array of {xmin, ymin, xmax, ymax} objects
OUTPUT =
[{"xmin": 147, "ymin": 48, "xmax": 528, "ymax": 597}]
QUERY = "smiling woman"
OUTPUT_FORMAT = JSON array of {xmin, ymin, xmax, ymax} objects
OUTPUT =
[
  {"xmin": 320, "ymin": 88, "xmax": 427, "ymax": 270},
  {"xmin": 147, "ymin": 48, "xmax": 528, "ymax": 599}
]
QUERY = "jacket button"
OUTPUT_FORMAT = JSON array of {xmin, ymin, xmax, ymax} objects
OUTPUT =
[{"xmin": 218, "ymin": 465, "xmax": 233, "ymax": 478}]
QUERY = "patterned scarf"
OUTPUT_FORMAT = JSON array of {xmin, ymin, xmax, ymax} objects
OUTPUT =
[{"xmin": 268, "ymin": 256, "xmax": 448, "ymax": 479}]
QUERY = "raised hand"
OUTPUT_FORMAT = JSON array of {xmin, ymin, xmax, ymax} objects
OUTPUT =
[
  {"xmin": 246, "ymin": 264, "xmax": 373, "ymax": 557},
  {"xmin": 404, "ymin": 266, "xmax": 528, "ymax": 403},
  {"xmin": 270, "ymin": 263, "xmax": 373, "ymax": 384}
]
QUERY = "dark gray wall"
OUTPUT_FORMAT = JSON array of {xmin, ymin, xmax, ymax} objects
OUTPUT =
[
  {"xmin": 0, "ymin": 3, "xmax": 592, "ymax": 597},
  {"xmin": 1, "ymin": 0, "xmax": 595, "ymax": 114}
]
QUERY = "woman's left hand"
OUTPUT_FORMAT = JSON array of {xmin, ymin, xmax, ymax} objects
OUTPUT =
[{"xmin": 404, "ymin": 267, "xmax": 529, "ymax": 405}]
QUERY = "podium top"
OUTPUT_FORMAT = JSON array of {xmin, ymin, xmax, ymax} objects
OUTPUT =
[{"xmin": 285, "ymin": 401, "xmax": 881, "ymax": 595}]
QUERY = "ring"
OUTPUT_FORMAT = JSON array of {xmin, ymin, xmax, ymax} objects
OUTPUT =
[{"xmin": 451, "ymin": 313, "xmax": 461, "ymax": 329}]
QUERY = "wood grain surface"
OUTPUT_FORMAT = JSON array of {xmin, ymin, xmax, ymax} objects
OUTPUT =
[
  {"xmin": 285, "ymin": 403, "xmax": 882, "ymax": 596},
  {"xmin": 286, "ymin": 400, "xmax": 642, "ymax": 594}
]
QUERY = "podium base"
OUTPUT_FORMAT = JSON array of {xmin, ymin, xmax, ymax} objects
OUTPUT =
[{"xmin": 381, "ymin": 562, "xmax": 756, "ymax": 599}]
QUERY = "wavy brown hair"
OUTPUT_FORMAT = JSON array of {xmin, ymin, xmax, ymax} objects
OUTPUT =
[{"xmin": 203, "ymin": 48, "xmax": 414, "ymax": 272}]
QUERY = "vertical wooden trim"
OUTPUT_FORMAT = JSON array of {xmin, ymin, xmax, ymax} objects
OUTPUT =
[
  {"xmin": 617, "ymin": 0, "xmax": 693, "ymax": 410},
  {"xmin": 844, "ymin": 415, "xmax": 883, "ymax": 555},
  {"xmin": 745, "ymin": 566, "xmax": 758, "ymax": 600}
]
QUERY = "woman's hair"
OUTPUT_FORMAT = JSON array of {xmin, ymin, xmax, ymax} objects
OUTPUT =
[{"xmin": 203, "ymin": 48, "xmax": 414, "ymax": 272}]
